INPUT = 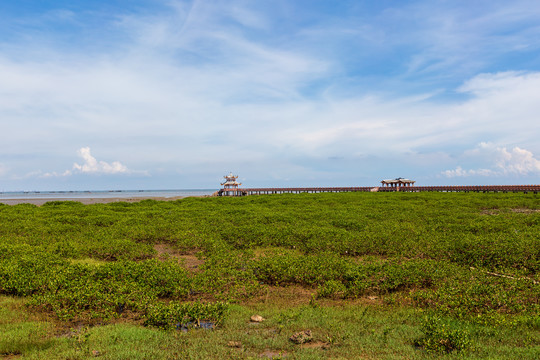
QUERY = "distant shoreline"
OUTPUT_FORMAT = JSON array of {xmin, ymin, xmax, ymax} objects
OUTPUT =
[
  {"xmin": 0, "ymin": 189, "xmax": 217, "ymax": 205},
  {"xmin": 0, "ymin": 196, "xmax": 199, "ymax": 206},
  {"xmin": 3, "ymin": 184, "xmax": 538, "ymax": 205}
]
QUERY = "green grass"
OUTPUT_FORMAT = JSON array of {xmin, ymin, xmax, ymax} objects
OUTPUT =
[
  {"xmin": 0, "ymin": 192, "xmax": 538, "ymax": 358},
  {"xmin": 0, "ymin": 296, "xmax": 55, "ymax": 356},
  {"xmin": 3, "ymin": 299, "xmax": 539, "ymax": 359}
]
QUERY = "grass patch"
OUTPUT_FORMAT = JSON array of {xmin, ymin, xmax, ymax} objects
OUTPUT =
[
  {"xmin": 0, "ymin": 192, "xmax": 538, "ymax": 358},
  {"xmin": 0, "ymin": 296, "xmax": 55, "ymax": 356},
  {"xmin": 69, "ymin": 258, "xmax": 108, "ymax": 266}
]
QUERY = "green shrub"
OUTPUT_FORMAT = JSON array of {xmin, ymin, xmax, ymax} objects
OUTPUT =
[
  {"xmin": 412, "ymin": 271, "xmax": 540, "ymax": 321},
  {"xmin": 343, "ymin": 259, "xmax": 443, "ymax": 296},
  {"xmin": 28, "ymin": 259, "xmax": 191, "ymax": 321},
  {"xmin": 0, "ymin": 192, "xmax": 538, "ymax": 328},
  {"xmin": 253, "ymin": 249, "xmax": 351, "ymax": 286},
  {"xmin": 192, "ymin": 249, "xmax": 259, "ymax": 300},
  {"xmin": 317, "ymin": 280, "xmax": 347, "ymax": 299},
  {"xmin": 144, "ymin": 301, "xmax": 229, "ymax": 330},
  {"xmin": 415, "ymin": 315, "xmax": 472, "ymax": 354},
  {"xmin": 0, "ymin": 243, "xmax": 66, "ymax": 296}
]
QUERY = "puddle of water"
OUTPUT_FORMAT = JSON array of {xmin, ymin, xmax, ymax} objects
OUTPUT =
[
  {"xmin": 116, "ymin": 303, "xmax": 125, "ymax": 314},
  {"xmin": 199, "ymin": 321, "xmax": 215, "ymax": 329},
  {"xmin": 176, "ymin": 320, "xmax": 215, "ymax": 332}
]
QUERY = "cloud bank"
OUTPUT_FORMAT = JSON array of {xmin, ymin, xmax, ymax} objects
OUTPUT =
[
  {"xmin": 443, "ymin": 143, "xmax": 540, "ymax": 177},
  {"xmin": 73, "ymin": 147, "xmax": 129, "ymax": 175},
  {"xmin": 0, "ymin": 1, "xmax": 539, "ymax": 189},
  {"xmin": 39, "ymin": 147, "xmax": 132, "ymax": 178}
]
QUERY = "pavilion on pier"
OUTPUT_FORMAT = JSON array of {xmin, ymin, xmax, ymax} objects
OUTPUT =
[
  {"xmin": 381, "ymin": 177, "xmax": 415, "ymax": 188},
  {"xmin": 220, "ymin": 173, "xmax": 245, "ymax": 196}
]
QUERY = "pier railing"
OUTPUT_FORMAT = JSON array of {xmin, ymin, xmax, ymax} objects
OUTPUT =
[
  {"xmin": 381, "ymin": 185, "xmax": 540, "ymax": 193},
  {"xmin": 217, "ymin": 185, "xmax": 539, "ymax": 196},
  {"xmin": 242, "ymin": 187, "xmax": 374, "ymax": 195}
]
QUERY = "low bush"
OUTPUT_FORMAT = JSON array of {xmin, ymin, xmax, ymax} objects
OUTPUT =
[
  {"xmin": 343, "ymin": 259, "xmax": 444, "ymax": 296},
  {"xmin": 28, "ymin": 259, "xmax": 191, "ymax": 321},
  {"xmin": 253, "ymin": 249, "xmax": 351, "ymax": 286},
  {"xmin": 144, "ymin": 301, "xmax": 229, "ymax": 330},
  {"xmin": 0, "ymin": 243, "xmax": 66, "ymax": 296},
  {"xmin": 412, "ymin": 271, "xmax": 540, "ymax": 321},
  {"xmin": 415, "ymin": 315, "xmax": 472, "ymax": 354}
]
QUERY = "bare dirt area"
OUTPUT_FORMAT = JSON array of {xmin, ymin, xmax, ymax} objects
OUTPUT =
[
  {"xmin": 246, "ymin": 285, "xmax": 384, "ymax": 308},
  {"xmin": 481, "ymin": 208, "xmax": 539, "ymax": 215},
  {"xmin": 0, "ymin": 354, "xmax": 22, "ymax": 359},
  {"xmin": 259, "ymin": 349, "xmax": 288, "ymax": 358},
  {"xmin": 510, "ymin": 208, "xmax": 540, "ymax": 214},
  {"xmin": 154, "ymin": 243, "xmax": 204, "ymax": 272},
  {"xmin": 480, "ymin": 209, "xmax": 501, "ymax": 215},
  {"xmin": 300, "ymin": 340, "xmax": 330, "ymax": 350},
  {"xmin": 247, "ymin": 285, "xmax": 314, "ymax": 307}
]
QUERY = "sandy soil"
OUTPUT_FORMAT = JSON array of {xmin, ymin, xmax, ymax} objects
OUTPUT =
[{"xmin": 0, "ymin": 196, "xmax": 191, "ymax": 206}]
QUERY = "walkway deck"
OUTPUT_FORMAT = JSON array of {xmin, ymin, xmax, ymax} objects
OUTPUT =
[
  {"xmin": 217, "ymin": 185, "xmax": 539, "ymax": 196},
  {"xmin": 385, "ymin": 185, "xmax": 540, "ymax": 193}
]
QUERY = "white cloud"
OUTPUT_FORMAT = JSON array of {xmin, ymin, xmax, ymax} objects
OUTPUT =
[
  {"xmin": 40, "ymin": 170, "xmax": 74, "ymax": 178},
  {"xmin": 400, "ymin": 1, "xmax": 540, "ymax": 77},
  {"xmin": 442, "ymin": 166, "xmax": 494, "ymax": 178},
  {"xmin": 32, "ymin": 147, "xmax": 132, "ymax": 178},
  {"xmin": 443, "ymin": 143, "xmax": 540, "ymax": 177},
  {"xmin": 1, "ymin": 2, "xmax": 540, "ymax": 189},
  {"xmin": 73, "ymin": 147, "xmax": 129, "ymax": 174},
  {"xmin": 494, "ymin": 145, "xmax": 540, "ymax": 175}
]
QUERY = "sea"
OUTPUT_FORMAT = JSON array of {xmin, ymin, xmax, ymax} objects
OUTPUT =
[{"xmin": 0, "ymin": 189, "xmax": 217, "ymax": 201}]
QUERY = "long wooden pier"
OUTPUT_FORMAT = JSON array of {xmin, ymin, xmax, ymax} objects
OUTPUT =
[
  {"xmin": 217, "ymin": 185, "xmax": 539, "ymax": 196},
  {"xmin": 385, "ymin": 185, "xmax": 540, "ymax": 193}
]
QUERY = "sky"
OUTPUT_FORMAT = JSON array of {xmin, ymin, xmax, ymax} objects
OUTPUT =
[{"xmin": 1, "ymin": 0, "xmax": 540, "ymax": 191}]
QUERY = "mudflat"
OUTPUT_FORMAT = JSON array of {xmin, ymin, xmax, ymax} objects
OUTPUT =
[{"xmin": 0, "ymin": 196, "xmax": 188, "ymax": 206}]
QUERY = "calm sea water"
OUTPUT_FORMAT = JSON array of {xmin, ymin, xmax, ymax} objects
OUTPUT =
[{"xmin": 0, "ymin": 189, "xmax": 217, "ymax": 200}]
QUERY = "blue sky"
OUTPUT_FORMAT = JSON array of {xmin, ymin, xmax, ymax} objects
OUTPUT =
[{"xmin": 1, "ymin": 0, "xmax": 540, "ymax": 190}]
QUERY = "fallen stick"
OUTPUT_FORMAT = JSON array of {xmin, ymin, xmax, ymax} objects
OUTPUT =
[{"xmin": 469, "ymin": 267, "xmax": 538, "ymax": 284}]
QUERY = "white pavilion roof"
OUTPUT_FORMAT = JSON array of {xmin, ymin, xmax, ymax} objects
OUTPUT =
[
  {"xmin": 381, "ymin": 178, "xmax": 415, "ymax": 184},
  {"xmin": 221, "ymin": 180, "xmax": 241, "ymax": 185}
]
